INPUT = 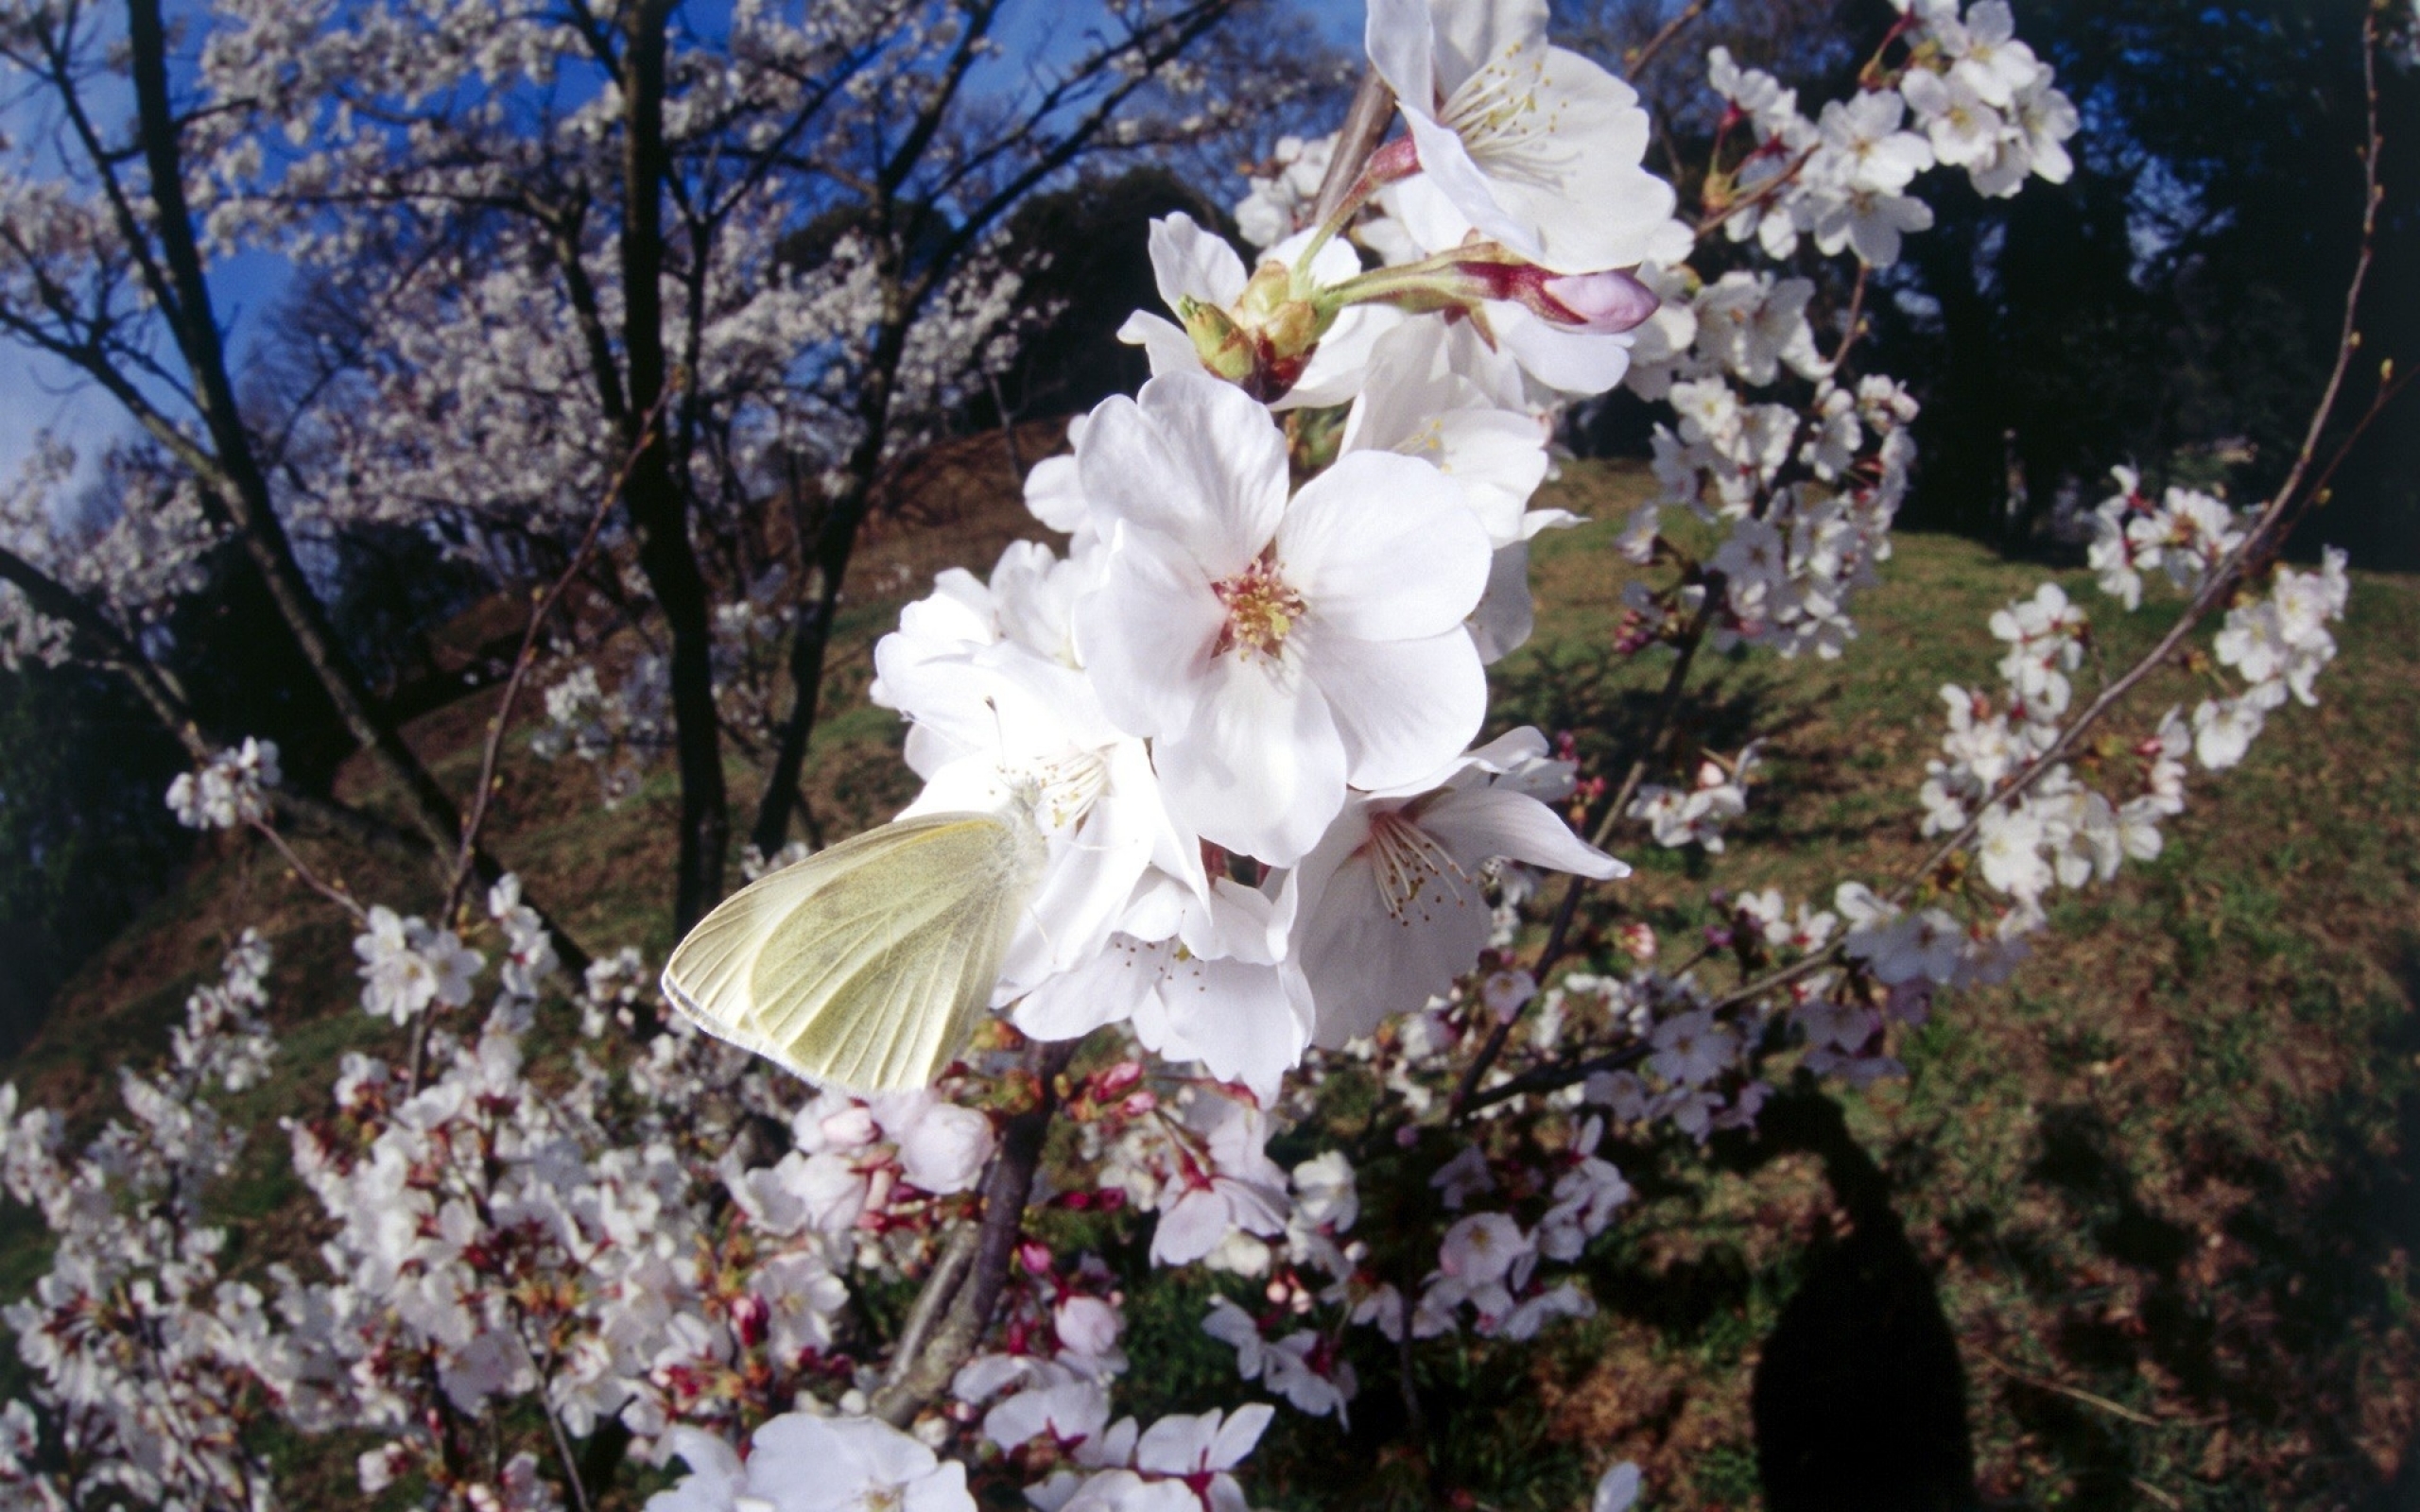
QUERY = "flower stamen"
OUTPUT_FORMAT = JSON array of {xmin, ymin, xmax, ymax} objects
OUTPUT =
[
  {"xmin": 1211, "ymin": 556, "xmax": 1306, "ymax": 662},
  {"xmin": 1363, "ymin": 810, "xmax": 1472, "ymax": 924}
]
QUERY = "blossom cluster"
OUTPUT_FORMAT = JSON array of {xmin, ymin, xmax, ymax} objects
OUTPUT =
[
  {"xmin": 165, "ymin": 738, "xmax": 283, "ymax": 831},
  {"xmin": 0, "ymin": 1, "xmax": 2367, "ymax": 1509}
]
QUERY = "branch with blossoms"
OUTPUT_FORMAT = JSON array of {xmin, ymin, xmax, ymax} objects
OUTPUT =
[{"xmin": 0, "ymin": 3, "xmax": 2401, "ymax": 1511}]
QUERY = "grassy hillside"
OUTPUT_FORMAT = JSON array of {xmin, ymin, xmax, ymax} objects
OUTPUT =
[{"xmin": 6, "ymin": 446, "xmax": 2416, "ymax": 1512}]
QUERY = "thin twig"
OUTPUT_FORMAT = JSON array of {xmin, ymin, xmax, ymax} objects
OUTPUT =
[
  {"xmin": 441, "ymin": 393, "xmax": 672, "ymax": 927},
  {"xmin": 871, "ymin": 1039, "xmax": 1080, "ymax": 1424},
  {"xmin": 248, "ymin": 818, "xmax": 368, "ymax": 923},
  {"xmin": 1449, "ymin": 591, "xmax": 1720, "ymax": 1116},
  {"xmin": 1972, "ymin": 1348, "xmax": 2206, "ymax": 1432},
  {"xmin": 1626, "ymin": 0, "xmax": 1711, "ymax": 82},
  {"xmin": 515, "ymin": 1328, "xmax": 595, "ymax": 1512},
  {"xmin": 1828, "ymin": 263, "xmax": 1871, "ymax": 370}
]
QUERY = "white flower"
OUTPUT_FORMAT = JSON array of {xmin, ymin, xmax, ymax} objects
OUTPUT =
[
  {"xmin": 1437, "ymin": 1211, "xmax": 1530, "ymax": 1285},
  {"xmin": 1646, "ymin": 1009, "xmax": 1735, "ymax": 1087},
  {"xmin": 1367, "ymin": 0, "xmax": 1676, "ymax": 273},
  {"xmin": 1290, "ymin": 1150, "xmax": 1359, "ymax": 1232},
  {"xmin": 874, "ymin": 1093, "xmax": 995, "ymax": 1195},
  {"xmin": 648, "ymin": 1413, "xmax": 973, "ymax": 1512},
  {"xmin": 1811, "ymin": 181, "xmax": 1934, "ymax": 267},
  {"xmin": 354, "ymin": 907, "xmax": 484, "ymax": 1024},
  {"xmin": 1819, "ymin": 89, "xmax": 1935, "ymax": 194},
  {"xmin": 1899, "ymin": 68, "xmax": 2003, "ymax": 169},
  {"xmin": 1116, "ymin": 213, "xmax": 1398, "ymax": 409},
  {"xmin": 1974, "ymin": 804, "xmax": 2051, "ymax": 901},
  {"xmin": 1284, "ymin": 729, "xmax": 1626, "ymax": 1046},
  {"xmin": 1235, "ymin": 133, "xmax": 1335, "ymax": 249},
  {"xmin": 1940, "ymin": 1, "xmax": 2041, "ymax": 108},
  {"xmin": 1149, "ymin": 1094, "xmax": 1290, "ymax": 1266},
  {"xmin": 1015, "ymin": 874, "xmax": 1310, "ymax": 1102},
  {"xmin": 1057, "ymin": 1296, "xmax": 1123, "ymax": 1361},
  {"xmin": 2190, "ymin": 696, "xmax": 2266, "ymax": 771},
  {"xmin": 488, "ymin": 874, "xmax": 558, "ymax": 999},
  {"xmin": 165, "ymin": 738, "xmax": 281, "ymax": 830},
  {"xmin": 1074, "ymin": 372, "xmax": 1492, "ymax": 864}
]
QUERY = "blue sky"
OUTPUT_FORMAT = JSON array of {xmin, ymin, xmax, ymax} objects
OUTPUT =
[{"xmin": 0, "ymin": 0, "xmax": 1373, "ymax": 499}]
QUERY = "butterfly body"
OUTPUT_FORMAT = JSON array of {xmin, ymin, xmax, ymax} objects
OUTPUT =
[{"xmin": 660, "ymin": 811, "xmax": 1047, "ymax": 1092}]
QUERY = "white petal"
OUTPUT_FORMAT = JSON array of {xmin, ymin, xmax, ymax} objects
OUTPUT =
[
  {"xmin": 1115, "ymin": 310, "xmax": 1208, "ymax": 383},
  {"xmin": 1298, "ymin": 625, "xmax": 1487, "ymax": 792},
  {"xmin": 1012, "ymin": 934, "xmax": 1168, "ymax": 1040},
  {"xmin": 1280, "ymin": 453, "xmax": 1491, "ymax": 641},
  {"xmin": 1156, "ymin": 655, "xmax": 1348, "ymax": 866},
  {"xmin": 1147, "ymin": 212, "xmax": 1249, "ymax": 311},
  {"xmin": 1479, "ymin": 51, "xmax": 1673, "ymax": 273},
  {"xmin": 1138, "ymin": 954, "xmax": 1311, "ymax": 1104},
  {"xmin": 1075, "ymin": 525, "xmax": 1224, "ymax": 739},
  {"xmin": 1419, "ymin": 785, "xmax": 1627, "ymax": 878},
  {"xmin": 1494, "ymin": 301, "xmax": 1634, "ymax": 396},
  {"xmin": 1080, "ymin": 375, "xmax": 1288, "ymax": 576},
  {"xmin": 1298, "ymin": 834, "xmax": 1493, "ymax": 1045},
  {"xmin": 1365, "ymin": 0, "xmax": 1438, "ymax": 119},
  {"xmin": 1469, "ymin": 539, "xmax": 1535, "ymax": 664}
]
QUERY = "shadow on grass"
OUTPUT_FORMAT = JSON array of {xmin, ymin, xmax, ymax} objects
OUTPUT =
[{"xmin": 1745, "ymin": 1087, "xmax": 1979, "ymax": 1512}]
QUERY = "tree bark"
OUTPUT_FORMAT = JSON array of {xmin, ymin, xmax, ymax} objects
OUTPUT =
[
  {"xmin": 618, "ymin": 0, "xmax": 731, "ymax": 932},
  {"xmin": 123, "ymin": 0, "xmax": 473, "ymax": 863},
  {"xmin": 746, "ymin": 315, "xmax": 905, "ymax": 859}
]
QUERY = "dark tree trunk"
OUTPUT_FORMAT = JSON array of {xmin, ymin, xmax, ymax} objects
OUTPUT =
[{"xmin": 619, "ymin": 0, "xmax": 731, "ymax": 932}]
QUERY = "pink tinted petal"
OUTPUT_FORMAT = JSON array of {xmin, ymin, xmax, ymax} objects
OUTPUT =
[
  {"xmin": 1297, "ymin": 625, "xmax": 1486, "ymax": 791},
  {"xmin": 1541, "ymin": 270, "xmax": 1660, "ymax": 334},
  {"xmin": 1150, "ymin": 1189, "xmax": 1231, "ymax": 1265},
  {"xmin": 1280, "ymin": 452, "xmax": 1491, "ymax": 641},
  {"xmin": 1155, "ymin": 656, "xmax": 1347, "ymax": 866}
]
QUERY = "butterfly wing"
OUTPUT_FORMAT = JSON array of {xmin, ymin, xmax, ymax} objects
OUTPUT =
[{"xmin": 660, "ymin": 812, "xmax": 1044, "ymax": 1093}]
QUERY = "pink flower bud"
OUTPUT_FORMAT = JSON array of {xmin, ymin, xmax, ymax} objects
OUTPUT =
[
  {"xmin": 731, "ymin": 1292, "xmax": 770, "ymax": 1348},
  {"xmin": 1538, "ymin": 270, "xmax": 1662, "ymax": 333}
]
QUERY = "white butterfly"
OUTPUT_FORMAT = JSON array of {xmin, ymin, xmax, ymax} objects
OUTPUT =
[{"xmin": 659, "ymin": 811, "xmax": 1048, "ymax": 1092}]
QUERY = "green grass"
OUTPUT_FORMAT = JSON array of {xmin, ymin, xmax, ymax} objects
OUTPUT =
[{"xmin": 4, "ymin": 455, "xmax": 2417, "ymax": 1511}]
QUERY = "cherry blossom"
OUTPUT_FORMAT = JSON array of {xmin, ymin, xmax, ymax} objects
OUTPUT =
[
  {"xmin": 1366, "ymin": 0, "xmax": 1676, "ymax": 273},
  {"xmin": 1073, "ymin": 371, "xmax": 1492, "ymax": 863}
]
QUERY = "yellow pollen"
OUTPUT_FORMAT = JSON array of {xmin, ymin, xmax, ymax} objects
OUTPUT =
[{"xmin": 1212, "ymin": 557, "xmax": 1305, "ymax": 661}]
